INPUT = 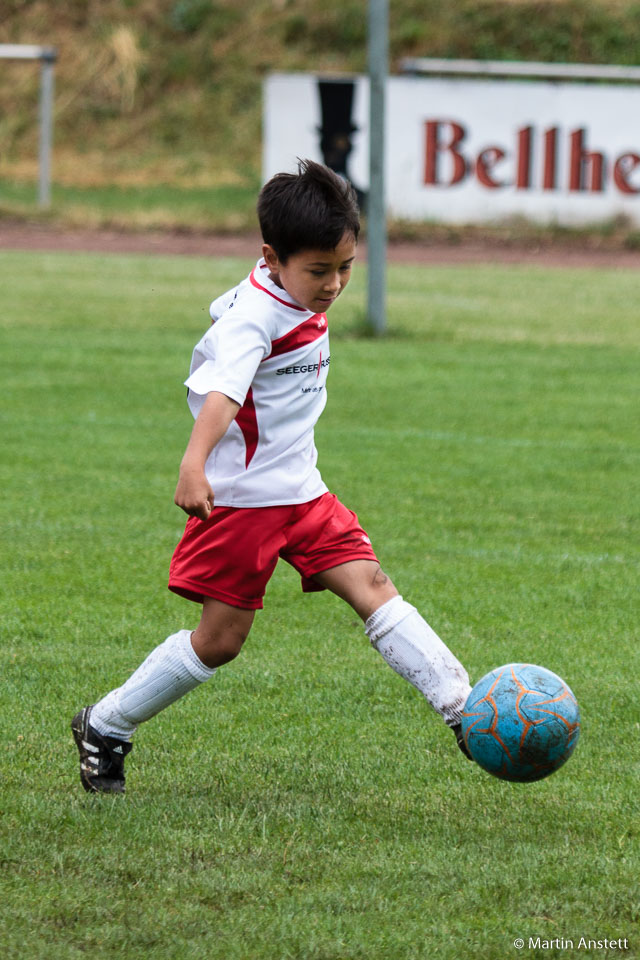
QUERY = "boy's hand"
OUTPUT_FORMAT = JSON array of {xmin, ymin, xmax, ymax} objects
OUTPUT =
[{"xmin": 174, "ymin": 466, "xmax": 215, "ymax": 521}]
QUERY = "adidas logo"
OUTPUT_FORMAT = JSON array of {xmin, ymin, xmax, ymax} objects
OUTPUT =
[{"xmin": 112, "ymin": 745, "xmax": 124, "ymax": 754}]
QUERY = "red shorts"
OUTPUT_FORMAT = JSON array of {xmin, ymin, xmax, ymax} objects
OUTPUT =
[{"xmin": 168, "ymin": 492, "xmax": 378, "ymax": 610}]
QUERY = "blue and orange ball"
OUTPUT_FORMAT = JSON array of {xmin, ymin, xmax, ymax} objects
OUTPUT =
[{"xmin": 461, "ymin": 663, "xmax": 580, "ymax": 782}]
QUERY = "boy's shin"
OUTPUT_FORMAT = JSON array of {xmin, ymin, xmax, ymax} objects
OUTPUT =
[
  {"xmin": 90, "ymin": 630, "xmax": 216, "ymax": 740},
  {"xmin": 365, "ymin": 596, "xmax": 471, "ymax": 726}
]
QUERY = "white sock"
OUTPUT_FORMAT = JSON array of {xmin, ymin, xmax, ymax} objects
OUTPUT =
[
  {"xmin": 90, "ymin": 630, "xmax": 216, "ymax": 741},
  {"xmin": 365, "ymin": 595, "xmax": 471, "ymax": 726}
]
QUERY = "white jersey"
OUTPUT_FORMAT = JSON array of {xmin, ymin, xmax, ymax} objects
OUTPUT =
[{"xmin": 184, "ymin": 259, "xmax": 330, "ymax": 507}]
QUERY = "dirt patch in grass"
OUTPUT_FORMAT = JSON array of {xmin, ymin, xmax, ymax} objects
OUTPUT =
[{"xmin": 1, "ymin": 219, "xmax": 639, "ymax": 269}]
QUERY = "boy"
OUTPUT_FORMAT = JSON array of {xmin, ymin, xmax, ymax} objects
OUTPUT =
[{"xmin": 72, "ymin": 159, "xmax": 472, "ymax": 794}]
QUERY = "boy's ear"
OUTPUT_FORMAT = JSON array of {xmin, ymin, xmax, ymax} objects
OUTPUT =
[{"xmin": 262, "ymin": 243, "xmax": 280, "ymax": 272}]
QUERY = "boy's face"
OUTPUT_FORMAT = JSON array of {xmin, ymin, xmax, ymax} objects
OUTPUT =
[{"xmin": 263, "ymin": 231, "xmax": 357, "ymax": 313}]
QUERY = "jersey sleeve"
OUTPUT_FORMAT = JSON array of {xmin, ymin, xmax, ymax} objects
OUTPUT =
[
  {"xmin": 185, "ymin": 310, "xmax": 272, "ymax": 408},
  {"xmin": 209, "ymin": 286, "xmax": 239, "ymax": 324}
]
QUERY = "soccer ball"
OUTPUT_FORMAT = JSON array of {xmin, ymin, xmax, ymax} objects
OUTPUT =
[{"xmin": 460, "ymin": 663, "xmax": 580, "ymax": 782}]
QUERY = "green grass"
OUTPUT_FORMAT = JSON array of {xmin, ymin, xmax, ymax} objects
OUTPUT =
[
  {"xmin": 1, "ymin": 249, "xmax": 638, "ymax": 959},
  {"xmin": 0, "ymin": 178, "xmax": 259, "ymax": 231}
]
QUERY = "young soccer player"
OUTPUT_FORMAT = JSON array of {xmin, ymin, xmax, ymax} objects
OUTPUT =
[{"xmin": 72, "ymin": 159, "xmax": 473, "ymax": 794}]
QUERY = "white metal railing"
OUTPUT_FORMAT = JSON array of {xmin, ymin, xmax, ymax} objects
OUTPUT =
[
  {"xmin": 0, "ymin": 44, "xmax": 57, "ymax": 207},
  {"xmin": 399, "ymin": 57, "xmax": 640, "ymax": 84}
]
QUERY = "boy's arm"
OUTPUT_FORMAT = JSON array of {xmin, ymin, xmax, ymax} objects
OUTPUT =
[{"xmin": 174, "ymin": 390, "xmax": 240, "ymax": 521}]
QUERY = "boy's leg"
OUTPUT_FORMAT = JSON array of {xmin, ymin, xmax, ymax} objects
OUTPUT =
[
  {"xmin": 313, "ymin": 560, "xmax": 472, "ymax": 729},
  {"xmin": 90, "ymin": 599, "xmax": 254, "ymax": 739},
  {"xmin": 72, "ymin": 599, "xmax": 254, "ymax": 793},
  {"xmin": 191, "ymin": 600, "xmax": 256, "ymax": 668}
]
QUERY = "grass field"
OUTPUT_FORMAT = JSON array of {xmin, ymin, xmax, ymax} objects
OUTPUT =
[
  {"xmin": 1, "ymin": 248, "xmax": 638, "ymax": 959},
  {"xmin": 0, "ymin": 178, "xmax": 260, "ymax": 232}
]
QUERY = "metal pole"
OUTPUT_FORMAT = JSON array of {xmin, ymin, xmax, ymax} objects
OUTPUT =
[
  {"xmin": 367, "ymin": 0, "xmax": 388, "ymax": 335},
  {"xmin": 38, "ymin": 50, "xmax": 56, "ymax": 208}
]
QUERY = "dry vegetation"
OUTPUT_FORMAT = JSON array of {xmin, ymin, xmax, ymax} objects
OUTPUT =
[{"xmin": 2, "ymin": 0, "xmax": 640, "ymax": 189}]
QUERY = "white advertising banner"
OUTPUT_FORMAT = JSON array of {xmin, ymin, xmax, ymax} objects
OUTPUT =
[{"xmin": 264, "ymin": 72, "xmax": 640, "ymax": 226}]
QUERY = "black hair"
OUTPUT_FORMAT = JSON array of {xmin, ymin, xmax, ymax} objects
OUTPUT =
[{"xmin": 257, "ymin": 158, "xmax": 360, "ymax": 262}]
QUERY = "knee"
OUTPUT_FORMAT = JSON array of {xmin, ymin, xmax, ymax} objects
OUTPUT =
[
  {"xmin": 192, "ymin": 621, "xmax": 251, "ymax": 668},
  {"xmin": 359, "ymin": 567, "xmax": 399, "ymax": 621}
]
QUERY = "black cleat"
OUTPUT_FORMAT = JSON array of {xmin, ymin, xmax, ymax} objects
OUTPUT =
[
  {"xmin": 71, "ymin": 706, "xmax": 132, "ymax": 794},
  {"xmin": 452, "ymin": 722, "xmax": 473, "ymax": 761}
]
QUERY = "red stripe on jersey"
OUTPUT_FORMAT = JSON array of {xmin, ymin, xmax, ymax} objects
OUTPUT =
[
  {"xmin": 250, "ymin": 267, "xmax": 306, "ymax": 311},
  {"xmin": 264, "ymin": 314, "xmax": 328, "ymax": 360},
  {"xmin": 235, "ymin": 387, "xmax": 259, "ymax": 468}
]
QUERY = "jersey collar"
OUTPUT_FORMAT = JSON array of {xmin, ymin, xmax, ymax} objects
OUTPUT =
[{"xmin": 249, "ymin": 259, "xmax": 310, "ymax": 313}]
